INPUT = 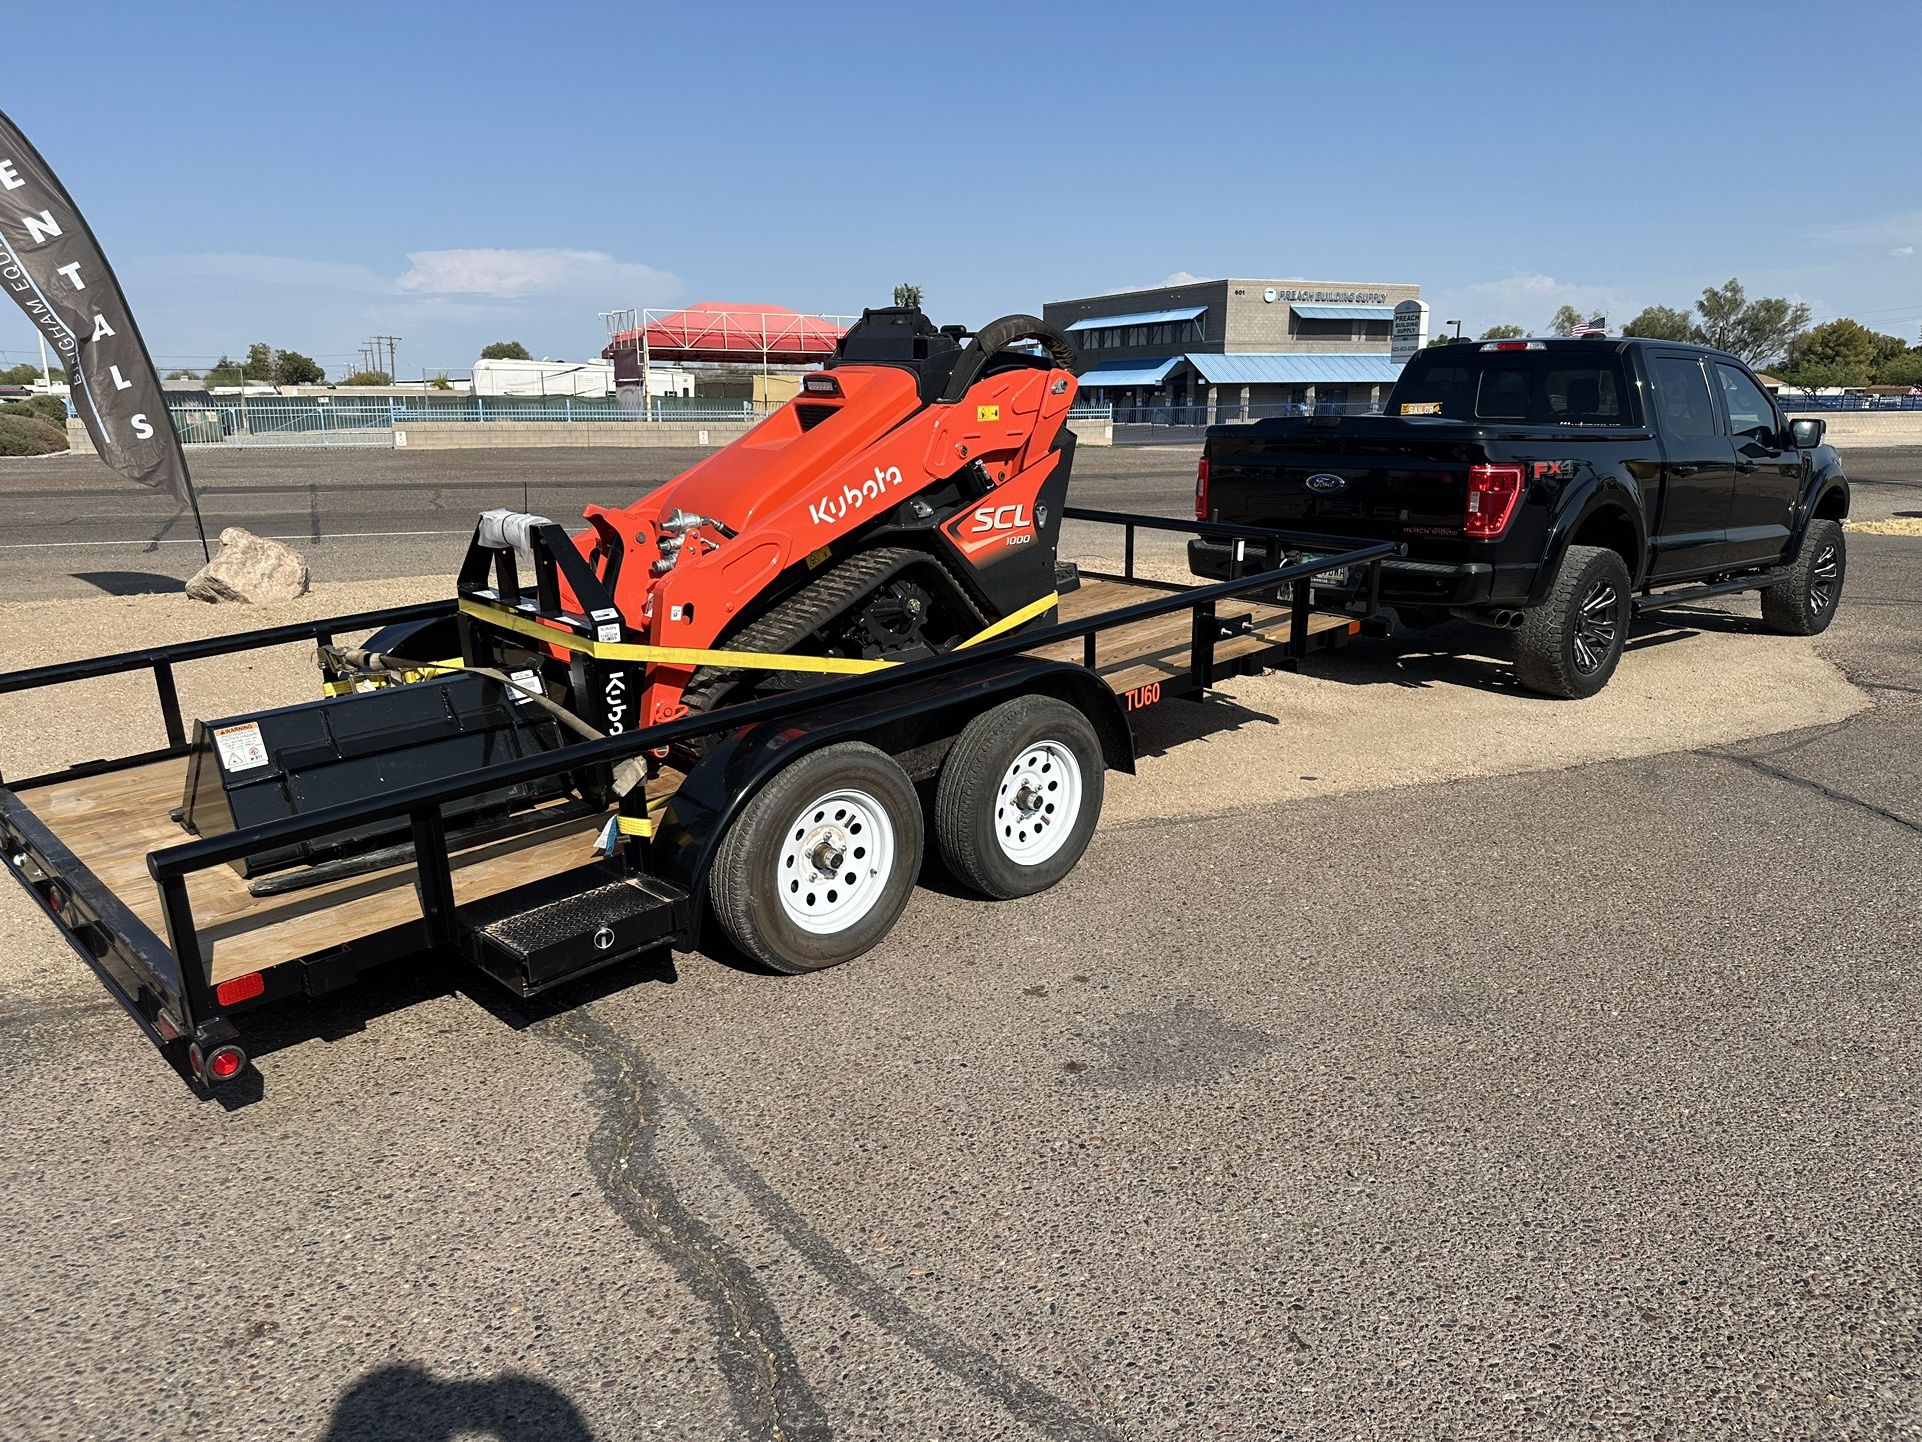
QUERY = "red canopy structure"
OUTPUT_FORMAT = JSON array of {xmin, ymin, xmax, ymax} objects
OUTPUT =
[{"xmin": 603, "ymin": 303, "xmax": 852, "ymax": 367}]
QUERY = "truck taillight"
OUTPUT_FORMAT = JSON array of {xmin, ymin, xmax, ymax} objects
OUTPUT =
[
  {"xmin": 1194, "ymin": 456, "xmax": 1210, "ymax": 520},
  {"xmin": 1464, "ymin": 464, "xmax": 1524, "ymax": 538}
]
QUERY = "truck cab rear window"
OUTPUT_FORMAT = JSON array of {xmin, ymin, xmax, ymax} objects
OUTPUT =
[{"xmin": 1395, "ymin": 356, "xmax": 1631, "ymax": 426}]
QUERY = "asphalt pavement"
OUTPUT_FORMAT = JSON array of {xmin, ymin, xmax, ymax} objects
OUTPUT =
[{"xmin": 0, "ymin": 441, "xmax": 1919, "ymax": 1439}]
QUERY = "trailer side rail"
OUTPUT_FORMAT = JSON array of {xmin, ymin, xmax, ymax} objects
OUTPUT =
[{"xmin": 0, "ymin": 514, "xmax": 1393, "ymax": 1082}]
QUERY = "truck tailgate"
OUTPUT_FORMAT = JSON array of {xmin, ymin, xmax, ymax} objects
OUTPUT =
[{"xmin": 1204, "ymin": 420, "xmax": 1487, "ymax": 542}]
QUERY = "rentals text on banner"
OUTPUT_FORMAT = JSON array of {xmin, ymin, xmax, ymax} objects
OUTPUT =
[{"xmin": 0, "ymin": 108, "xmax": 198, "ymax": 510}]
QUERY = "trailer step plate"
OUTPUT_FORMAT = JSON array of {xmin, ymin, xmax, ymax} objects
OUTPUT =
[{"xmin": 460, "ymin": 861, "xmax": 688, "ymax": 997}]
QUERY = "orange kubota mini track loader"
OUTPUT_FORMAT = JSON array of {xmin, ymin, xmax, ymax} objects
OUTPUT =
[
  {"xmin": 176, "ymin": 308, "xmax": 1084, "ymax": 886},
  {"xmin": 384, "ymin": 306, "xmax": 1079, "ymax": 727}
]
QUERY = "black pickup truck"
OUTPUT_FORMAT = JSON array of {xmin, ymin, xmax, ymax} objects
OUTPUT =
[{"xmin": 1189, "ymin": 336, "xmax": 1850, "ymax": 696}]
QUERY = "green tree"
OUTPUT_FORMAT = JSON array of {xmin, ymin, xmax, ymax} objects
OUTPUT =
[
  {"xmin": 892, "ymin": 283, "xmax": 924, "ymax": 310},
  {"xmin": 203, "ymin": 355, "xmax": 246, "ymax": 389},
  {"xmin": 164, "ymin": 367, "xmax": 200, "ymax": 381},
  {"xmin": 272, "ymin": 349, "xmax": 326, "ymax": 386},
  {"xmin": 242, "ymin": 342, "xmax": 277, "ymax": 382},
  {"xmin": 479, "ymin": 340, "xmax": 531, "ymax": 361},
  {"xmin": 1776, "ymin": 318, "xmax": 1904, "ymax": 388},
  {"xmin": 1878, "ymin": 349, "xmax": 1922, "ymax": 388},
  {"xmin": 426, "ymin": 372, "xmax": 454, "ymax": 391},
  {"xmin": 1423, "ymin": 334, "xmax": 1456, "ymax": 348},
  {"xmin": 1480, "ymin": 324, "xmax": 1524, "ymax": 340},
  {"xmin": 1548, "ymin": 304, "xmax": 1587, "ymax": 337},
  {"xmin": 1622, "ymin": 305, "xmax": 1695, "ymax": 342},
  {"xmin": 339, "ymin": 370, "xmax": 392, "ymax": 386},
  {"xmin": 1692, "ymin": 279, "xmax": 1810, "ymax": 368},
  {"xmin": 0, "ymin": 361, "xmax": 63, "ymax": 384}
]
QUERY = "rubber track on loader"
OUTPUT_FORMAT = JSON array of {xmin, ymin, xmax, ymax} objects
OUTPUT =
[{"xmin": 679, "ymin": 546, "xmax": 942, "ymax": 720}]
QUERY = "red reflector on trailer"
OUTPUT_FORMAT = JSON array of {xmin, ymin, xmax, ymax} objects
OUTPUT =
[
  {"xmin": 1464, "ymin": 463, "xmax": 1525, "ymax": 538},
  {"xmin": 206, "ymin": 1045, "xmax": 246, "ymax": 1082},
  {"xmin": 1194, "ymin": 456, "xmax": 1210, "ymax": 520},
  {"xmin": 215, "ymin": 972, "xmax": 265, "ymax": 1007}
]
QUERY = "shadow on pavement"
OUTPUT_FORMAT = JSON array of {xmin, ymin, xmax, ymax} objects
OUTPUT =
[
  {"xmin": 1305, "ymin": 620, "xmax": 1699, "ymax": 694},
  {"xmin": 223, "ymin": 947, "xmax": 679, "ymax": 1107},
  {"xmin": 323, "ymin": 1365, "xmax": 595, "ymax": 1442},
  {"xmin": 70, "ymin": 569, "xmax": 186, "ymax": 596}
]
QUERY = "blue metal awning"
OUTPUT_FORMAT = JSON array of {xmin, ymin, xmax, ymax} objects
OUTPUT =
[
  {"xmin": 1075, "ymin": 356, "xmax": 1182, "ymax": 388},
  {"xmin": 1063, "ymin": 305, "xmax": 1207, "ymax": 333},
  {"xmin": 1289, "ymin": 304, "xmax": 1397, "ymax": 321},
  {"xmin": 1185, "ymin": 352, "xmax": 1403, "ymax": 386}
]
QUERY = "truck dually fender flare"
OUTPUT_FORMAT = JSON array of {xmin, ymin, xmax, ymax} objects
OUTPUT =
[
  {"xmin": 651, "ymin": 656, "xmax": 1132, "ymax": 929},
  {"xmin": 1528, "ymin": 480, "xmax": 1649, "ymax": 604}
]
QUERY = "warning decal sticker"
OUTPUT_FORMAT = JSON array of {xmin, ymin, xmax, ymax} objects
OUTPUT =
[{"xmin": 214, "ymin": 722, "xmax": 270, "ymax": 772}]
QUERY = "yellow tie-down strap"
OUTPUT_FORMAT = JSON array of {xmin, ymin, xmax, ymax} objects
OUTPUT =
[{"xmin": 459, "ymin": 590, "xmax": 1058, "ymax": 675}]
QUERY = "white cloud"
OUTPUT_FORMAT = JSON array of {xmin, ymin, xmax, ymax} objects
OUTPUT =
[
  {"xmin": 395, "ymin": 247, "xmax": 678, "ymax": 301},
  {"xmin": 1424, "ymin": 271, "xmax": 1644, "ymax": 336},
  {"xmin": 1892, "ymin": 245, "xmax": 1916, "ymax": 258},
  {"xmin": 1102, "ymin": 270, "xmax": 1213, "ymax": 295},
  {"xmin": 104, "ymin": 245, "xmax": 683, "ymax": 371}
]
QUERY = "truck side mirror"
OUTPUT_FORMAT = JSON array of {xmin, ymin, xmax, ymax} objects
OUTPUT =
[{"xmin": 1789, "ymin": 417, "xmax": 1825, "ymax": 449}]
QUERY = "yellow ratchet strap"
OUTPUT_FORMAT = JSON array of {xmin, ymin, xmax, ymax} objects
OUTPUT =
[
  {"xmin": 460, "ymin": 589, "xmax": 1061, "ymax": 672},
  {"xmin": 954, "ymin": 591, "xmax": 1059, "ymax": 649}
]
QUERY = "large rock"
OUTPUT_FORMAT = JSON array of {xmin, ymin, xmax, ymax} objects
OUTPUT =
[{"xmin": 186, "ymin": 527, "xmax": 311, "ymax": 604}]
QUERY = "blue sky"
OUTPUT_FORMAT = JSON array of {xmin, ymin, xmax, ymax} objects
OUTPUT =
[{"xmin": 3, "ymin": 0, "xmax": 1918, "ymax": 377}]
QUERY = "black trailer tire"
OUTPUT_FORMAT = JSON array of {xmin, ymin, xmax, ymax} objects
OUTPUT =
[
  {"xmin": 709, "ymin": 742, "xmax": 923, "ymax": 974},
  {"xmin": 1761, "ymin": 519, "xmax": 1845, "ymax": 636},
  {"xmin": 935, "ymin": 696, "xmax": 1105, "ymax": 899},
  {"xmin": 1514, "ymin": 545, "xmax": 1633, "ymax": 699}
]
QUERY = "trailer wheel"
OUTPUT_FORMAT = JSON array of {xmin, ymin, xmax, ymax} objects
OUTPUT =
[
  {"xmin": 1760, "ymin": 519, "xmax": 1845, "ymax": 635},
  {"xmin": 1514, "ymin": 545, "xmax": 1633, "ymax": 699},
  {"xmin": 935, "ymin": 696, "xmax": 1104, "ymax": 899},
  {"xmin": 709, "ymin": 742, "xmax": 923, "ymax": 974}
]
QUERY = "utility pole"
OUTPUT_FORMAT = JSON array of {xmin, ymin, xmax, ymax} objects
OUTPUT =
[{"xmin": 370, "ymin": 334, "xmax": 401, "ymax": 383}]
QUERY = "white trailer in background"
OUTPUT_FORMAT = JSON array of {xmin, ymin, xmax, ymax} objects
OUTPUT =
[{"xmin": 471, "ymin": 357, "xmax": 619, "ymax": 398}]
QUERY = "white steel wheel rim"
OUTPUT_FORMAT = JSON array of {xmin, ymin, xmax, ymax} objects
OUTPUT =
[
  {"xmin": 995, "ymin": 740, "xmax": 1082, "ymax": 866},
  {"xmin": 777, "ymin": 787, "xmax": 895, "ymax": 935}
]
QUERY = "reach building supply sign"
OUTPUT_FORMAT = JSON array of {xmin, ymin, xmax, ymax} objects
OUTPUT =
[{"xmin": 0, "ymin": 108, "xmax": 199, "ymax": 513}]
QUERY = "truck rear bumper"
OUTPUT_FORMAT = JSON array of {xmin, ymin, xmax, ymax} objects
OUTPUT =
[{"xmin": 1188, "ymin": 537, "xmax": 1498, "ymax": 606}]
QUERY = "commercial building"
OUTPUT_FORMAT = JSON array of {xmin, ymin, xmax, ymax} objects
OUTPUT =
[{"xmin": 1043, "ymin": 277, "xmax": 1424, "ymax": 418}]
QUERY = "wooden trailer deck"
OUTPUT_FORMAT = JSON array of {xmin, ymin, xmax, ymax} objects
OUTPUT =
[{"xmin": 15, "ymin": 576, "xmax": 1353, "ymax": 983}]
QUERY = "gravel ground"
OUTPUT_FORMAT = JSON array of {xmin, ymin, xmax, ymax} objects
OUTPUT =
[{"xmin": 0, "ymin": 447, "xmax": 1918, "ymax": 1440}]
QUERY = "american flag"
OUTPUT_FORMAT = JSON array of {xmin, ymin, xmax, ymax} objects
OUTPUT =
[{"xmin": 1570, "ymin": 317, "xmax": 1607, "ymax": 337}]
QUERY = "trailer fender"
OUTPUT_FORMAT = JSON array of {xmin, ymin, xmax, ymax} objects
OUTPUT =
[{"xmin": 652, "ymin": 656, "xmax": 1131, "ymax": 925}]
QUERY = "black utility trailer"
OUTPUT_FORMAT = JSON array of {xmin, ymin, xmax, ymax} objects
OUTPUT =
[{"xmin": 0, "ymin": 510, "xmax": 1389, "ymax": 1092}]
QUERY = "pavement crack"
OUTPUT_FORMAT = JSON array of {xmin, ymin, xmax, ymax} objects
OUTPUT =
[
  {"xmin": 539, "ymin": 1006, "xmax": 834, "ymax": 1442},
  {"xmin": 657, "ymin": 1073, "xmax": 1126, "ymax": 1442},
  {"xmin": 1709, "ymin": 748, "xmax": 1922, "ymax": 839}
]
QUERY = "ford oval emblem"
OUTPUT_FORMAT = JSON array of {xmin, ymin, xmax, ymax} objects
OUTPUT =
[{"xmin": 1304, "ymin": 473, "xmax": 1347, "ymax": 494}]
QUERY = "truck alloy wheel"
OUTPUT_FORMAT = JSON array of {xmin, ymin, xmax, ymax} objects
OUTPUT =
[
  {"xmin": 936, "ymin": 696, "xmax": 1105, "ymax": 898},
  {"xmin": 1571, "ymin": 580, "xmax": 1621, "ymax": 675},
  {"xmin": 710, "ymin": 742, "xmax": 923, "ymax": 974},
  {"xmin": 1514, "ymin": 544, "xmax": 1634, "ymax": 699},
  {"xmin": 1762, "ymin": 519, "xmax": 1846, "ymax": 636}
]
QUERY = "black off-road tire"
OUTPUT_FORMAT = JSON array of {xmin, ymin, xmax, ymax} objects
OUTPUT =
[
  {"xmin": 1760, "ymin": 519, "xmax": 1845, "ymax": 636},
  {"xmin": 935, "ymin": 696, "xmax": 1105, "ymax": 899},
  {"xmin": 709, "ymin": 742, "xmax": 923, "ymax": 974},
  {"xmin": 1514, "ymin": 545, "xmax": 1634, "ymax": 699}
]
